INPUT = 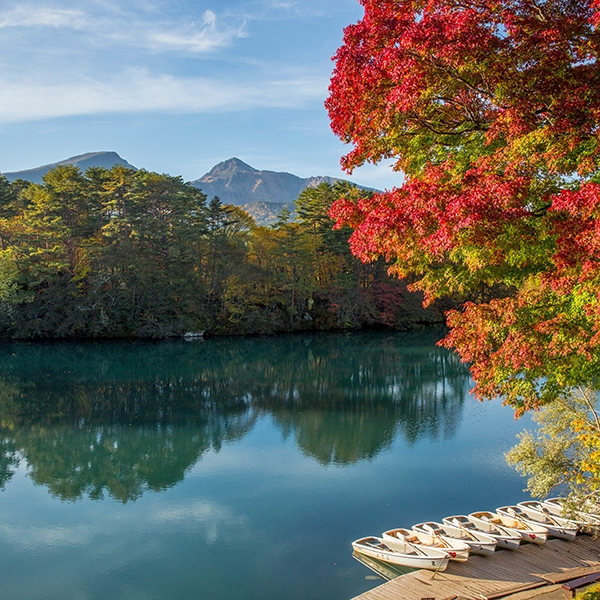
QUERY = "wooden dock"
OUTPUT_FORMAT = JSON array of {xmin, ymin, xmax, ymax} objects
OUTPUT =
[{"xmin": 352, "ymin": 535, "xmax": 600, "ymax": 600}]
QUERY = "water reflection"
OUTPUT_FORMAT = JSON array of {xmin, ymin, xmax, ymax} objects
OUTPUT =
[
  {"xmin": 351, "ymin": 551, "xmax": 415, "ymax": 580},
  {"xmin": 0, "ymin": 331, "xmax": 470, "ymax": 501},
  {"xmin": 0, "ymin": 435, "xmax": 18, "ymax": 491}
]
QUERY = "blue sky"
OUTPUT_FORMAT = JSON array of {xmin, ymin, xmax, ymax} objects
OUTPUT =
[{"xmin": 0, "ymin": 0, "xmax": 399, "ymax": 188}]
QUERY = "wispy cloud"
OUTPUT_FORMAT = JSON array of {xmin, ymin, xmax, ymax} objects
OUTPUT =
[
  {"xmin": 0, "ymin": 4, "xmax": 245, "ymax": 55},
  {"xmin": 151, "ymin": 500, "xmax": 249, "ymax": 544},
  {"xmin": 0, "ymin": 1, "xmax": 332, "ymax": 124},
  {"xmin": 144, "ymin": 10, "xmax": 246, "ymax": 54},
  {"xmin": 0, "ymin": 6, "xmax": 87, "ymax": 29},
  {"xmin": 0, "ymin": 69, "xmax": 327, "ymax": 123},
  {"xmin": 0, "ymin": 523, "xmax": 93, "ymax": 549}
]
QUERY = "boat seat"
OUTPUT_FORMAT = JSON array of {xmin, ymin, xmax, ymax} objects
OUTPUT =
[{"xmin": 366, "ymin": 540, "xmax": 387, "ymax": 550}]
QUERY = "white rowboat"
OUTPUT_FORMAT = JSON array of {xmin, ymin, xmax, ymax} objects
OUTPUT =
[
  {"xmin": 351, "ymin": 536, "xmax": 450, "ymax": 571},
  {"xmin": 540, "ymin": 498, "xmax": 600, "ymax": 535},
  {"xmin": 508, "ymin": 503, "xmax": 579, "ymax": 541},
  {"xmin": 443, "ymin": 515, "xmax": 521, "ymax": 550},
  {"xmin": 413, "ymin": 521, "xmax": 497, "ymax": 556},
  {"xmin": 469, "ymin": 511, "xmax": 548, "ymax": 545},
  {"xmin": 383, "ymin": 527, "xmax": 470, "ymax": 562}
]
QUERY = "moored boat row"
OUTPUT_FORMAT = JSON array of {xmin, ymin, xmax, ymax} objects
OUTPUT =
[
  {"xmin": 498, "ymin": 503, "xmax": 578, "ymax": 541},
  {"xmin": 351, "ymin": 497, "xmax": 600, "ymax": 572}
]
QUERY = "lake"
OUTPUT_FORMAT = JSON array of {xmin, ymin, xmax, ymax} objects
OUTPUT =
[{"xmin": 0, "ymin": 330, "xmax": 533, "ymax": 600}]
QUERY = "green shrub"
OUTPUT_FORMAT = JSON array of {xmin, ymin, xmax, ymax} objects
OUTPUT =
[{"xmin": 578, "ymin": 582, "xmax": 600, "ymax": 600}]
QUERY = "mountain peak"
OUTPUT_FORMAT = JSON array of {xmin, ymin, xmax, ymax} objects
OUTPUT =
[
  {"xmin": 225, "ymin": 157, "xmax": 257, "ymax": 171},
  {"xmin": 57, "ymin": 151, "xmax": 125, "ymax": 165},
  {"xmin": 191, "ymin": 158, "xmax": 375, "ymax": 216},
  {"xmin": 201, "ymin": 158, "xmax": 258, "ymax": 182},
  {"xmin": 3, "ymin": 151, "xmax": 136, "ymax": 184}
]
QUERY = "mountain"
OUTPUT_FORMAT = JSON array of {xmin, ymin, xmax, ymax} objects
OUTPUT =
[
  {"xmin": 192, "ymin": 158, "xmax": 361, "ymax": 206},
  {"xmin": 2, "ymin": 153, "xmax": 370, "ymax": 224},
  {"xmin": 3, "ymin": 151, "xmax": 136, "ymax": 184},
  {"xmin": 192, "ymin": 158, "xmax": 372, "ymax": 224}
]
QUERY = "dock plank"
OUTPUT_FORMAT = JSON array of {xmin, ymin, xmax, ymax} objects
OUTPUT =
[
  {"xmin": 482, "ymin": 581, "xmax": 547, "ymax": 600},
  {"xmin": 541, "ymin": 565, "xmax": 600, "ymax": 584},
  {"xmin": 352, "ymin": 535, "xmax": 600, "ymax": 600}
]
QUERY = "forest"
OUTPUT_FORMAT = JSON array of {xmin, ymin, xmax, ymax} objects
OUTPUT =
[{"xmin": 0, "ymin": 165, "xmax": 445, "ymax": 339}]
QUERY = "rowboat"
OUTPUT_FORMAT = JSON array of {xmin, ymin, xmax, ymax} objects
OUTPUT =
[
  {"xmin": 540, "ymin": 497, "xmax": 600, "ymax": 535},
  {"xmin": 469, "ymin": 510, "xmax": 548, "ymax": 545},
  {"xmin": 443, "ymin": 515, "xmax": 521, "ymax": 550},
  {"xmin": 413, "ymin": 521, "xmax": 497, "ymax": 556},
  {"xmin": 383, "ymin": 527, "xmax": 470, "ymax": 562},
  {"xmin": 351, "ymin": 536, "xmax": 450, "ymax": 571},
  {"xmin": 508, "ymin": 502, "xmax": 579, "ymax": 541}
]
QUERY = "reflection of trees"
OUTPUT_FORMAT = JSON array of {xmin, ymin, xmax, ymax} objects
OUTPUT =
[
  {"xmin": 279, "ymin": 409, "xmax": 399, "ymax": 465},
  {"xmin": 0, "ymin": 435, "xmax": 18, "ymax": 491},
  {"xmin": 0, "ymin": 342, "xmax": 260, "ymax": 502},
  {"xmin": 0, "ymin": 379, "xmax": 24, "ymax": 490},
  {"xmin": 260, "ymin": 334, "xmax": 469, "ymax": 464},
  {"xmin": 0, "ymin": 330, "xmax": 470, "ymax": 499},
  {"xmin": 15, "ymin": 414, "xmax": 257, "ymax": 503}
]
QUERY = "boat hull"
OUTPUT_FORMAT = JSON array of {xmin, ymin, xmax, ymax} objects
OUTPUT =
[{"xmin": 352, "ymin": 537, "xmax": 449, "ymax": 571}]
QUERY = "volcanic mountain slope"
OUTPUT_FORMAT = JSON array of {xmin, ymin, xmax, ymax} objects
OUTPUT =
[
  {"xmin": 192, "ymin": 158, "xmax": 358, "ymax": 206},
  {"xmin": 3, "ymin": 152, "xmax": 136, "ymax": 184}
]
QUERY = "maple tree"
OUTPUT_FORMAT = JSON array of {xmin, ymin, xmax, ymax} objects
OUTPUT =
[{"xmin": 327, "ymin": 0, "xmax": 600, "ymax": 496}]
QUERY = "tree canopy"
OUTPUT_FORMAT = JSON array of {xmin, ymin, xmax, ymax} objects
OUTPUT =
[
  {"xmin": 0, "ymin": 168, "xmax": 443, "ymax": 338},
  {"xmin": 327, "ymin": 0, "xmax": 600, "ymax": 498}
]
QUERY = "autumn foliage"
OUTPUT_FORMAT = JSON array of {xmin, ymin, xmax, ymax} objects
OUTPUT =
[{"xmin": 327, "ymin": 0, "xmax": 600, "ymax": 414}]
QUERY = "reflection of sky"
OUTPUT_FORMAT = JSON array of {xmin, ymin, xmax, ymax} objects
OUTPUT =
[
  {"xmin": 0, "ymin": 348, "xmax": 536, "ymax": 600},
  {"xmin": 2, "ymin": 395, "xmax": 530, "ymax": 600}
]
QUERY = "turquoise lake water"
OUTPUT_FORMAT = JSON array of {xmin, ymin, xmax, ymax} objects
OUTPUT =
[{"xmin": 0, "ymin": 331, "xmax": 533, "ymax": 600}]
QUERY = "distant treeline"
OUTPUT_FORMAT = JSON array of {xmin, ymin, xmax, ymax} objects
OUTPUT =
[{"xmin": 0, "ymin": 165, "xmax": 447, "ymax": 338}]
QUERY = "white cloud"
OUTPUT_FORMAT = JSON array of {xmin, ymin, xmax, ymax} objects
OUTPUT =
[
  {"xmin": 0, "ymin": 6, "xmax": 87, "ymax": 29},
  {"xmin": 152, "ymin": 501, "xmax": 236, "ymax": 524},
  {"xmin": 0, "ymin": 4, "xmax": 245, "ymax": 55},
  {"xmin": 151, "ymin": 500, "xmax": 249, "ymax": 544},
  {"xmin": 145, "ymin": 10, "xmax": 246, "ymax": 54},
  {"xmin": 0, "ymin": 523, "xmax": 93, "ymax": 548},
  {"xmin": 0, "ymin": 69, "xmax": 327, "ymax": 123},
  {"xmin": 0, "ymin": 496, "xmax": 248, "ymax": 550}
]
